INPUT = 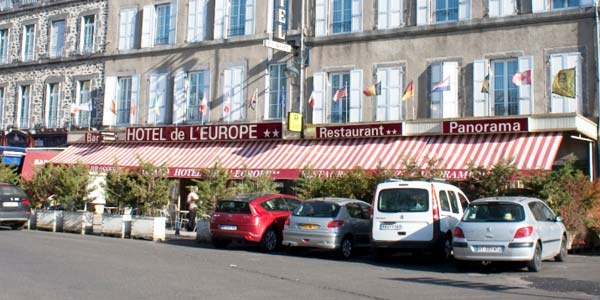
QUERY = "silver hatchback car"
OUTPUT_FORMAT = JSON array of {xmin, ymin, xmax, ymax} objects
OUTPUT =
[
  {"xmin": 453, "ymin": 196, "xmax": 567, "ymax": 272},
  {"xmin": 282, "ymin": 198, "xmax": 371, "ymax": 259}
]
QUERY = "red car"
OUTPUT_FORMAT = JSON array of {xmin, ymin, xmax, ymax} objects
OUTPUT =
[{"xmin": 210, "ymin": 193, "xmax": 302, "ymax": 252}]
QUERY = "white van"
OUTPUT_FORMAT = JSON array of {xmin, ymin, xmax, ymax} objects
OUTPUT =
[{"xmin": 371, "ymin": 179, "xmax": 469, "ymax": 259}]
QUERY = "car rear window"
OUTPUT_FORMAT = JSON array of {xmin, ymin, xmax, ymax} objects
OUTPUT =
[
  {"xmin": 377, "ymin": 188, "xmax": 429, "ymax": 213},
  {"xmin": 463, "ymin": 202, "xmax": 525, "ymax": 222},
  {"xmin": 0, "ymin": 185, "xmax": 26, "ymax": 197},
  {"xmin": 293, "ymin": 201, "xmax": 340, "ymax": 218},
  {"xmin": 215, "ymin": 201, "xmax": 251, "ymax": 214}
]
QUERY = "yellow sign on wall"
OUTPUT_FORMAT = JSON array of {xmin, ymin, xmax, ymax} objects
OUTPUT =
[{"xmin": 287, "ymin": 112, "xmax": 303, "ymax": 132}]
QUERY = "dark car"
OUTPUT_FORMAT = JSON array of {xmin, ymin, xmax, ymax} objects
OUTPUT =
[
  {"xmin": 210, "ymin": 193, "xmax": 302, "ymax": 252},
  {"xmin": 0, "ymin": 183, "xmax": 31, "ymax": 230}
]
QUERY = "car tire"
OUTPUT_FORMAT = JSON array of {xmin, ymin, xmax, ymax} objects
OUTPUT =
[
  {"xmin": 338, "ymin": 237, "xmax": 353, "ymax": 259},
  {"xmin": 260, "ymin": 228, "xmax": 278, "ymax": 252},
  {"xmin": 436, "ymin": 235, "xmax": 453, "ymax": 261},
  {"xmin": 527, "ymin": 242, "xmax": 542, "ymax": 272},
  {"xmin": 212, "ymin": 238, "xmax": 230, "ymax": 249},
  {"xmin": 554, "ymin": 236, "xmax": 568, "ymax": 262}
]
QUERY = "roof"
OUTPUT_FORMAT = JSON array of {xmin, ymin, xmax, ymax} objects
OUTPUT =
[
  {"xmin": 470, "ymin": 196, "xmax": 542, "ymax": 204},
  {"xmin": 306, "ymin": 197, "xmax": 366, "ymax": 206}
]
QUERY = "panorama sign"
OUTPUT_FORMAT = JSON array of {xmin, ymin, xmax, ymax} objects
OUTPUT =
[
  {"xmin": 443, "ymin": 118, "xmax": 528, "ymax": 134},
  {"xmin": 125, "ymin": 123, "xmax": 283, "ymax": 142}
]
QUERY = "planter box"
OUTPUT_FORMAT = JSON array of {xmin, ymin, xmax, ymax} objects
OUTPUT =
[
  {"xmin": 131, "ymin": 216, "xmax": 166, "ymax": 242},
  {"xmin": 101, "ymin": 214, "xmax": 131, "ymax": 238},
  {"xmin": 36, "ymin": 211, "xmax": 63, "ymax": 232},
  {"xmin": 195, "ymin": 220, "xmax": 211, "ymax": 243},
  {"xmin": 27, "ymin": 209, "xmax": 37, "ymax": 230},
  {"xmin": 62, "ymin": 211, "xmax": 93, "ymax": 235}
]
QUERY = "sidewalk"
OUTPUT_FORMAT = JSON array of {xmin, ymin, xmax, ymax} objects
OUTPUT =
[{"xmin": 165, "ymin": 228, "xmax": 197, "ymax": 240}]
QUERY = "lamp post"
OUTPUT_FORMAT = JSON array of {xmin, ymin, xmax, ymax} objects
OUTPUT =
[{"xmin": 595, "ymin": 0, "xmax": 600, "ymax": 179}]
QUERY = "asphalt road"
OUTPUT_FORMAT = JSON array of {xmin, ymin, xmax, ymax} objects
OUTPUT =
[{"xmin": 0, "ymin": 230, "xmax": 599, "ymax": 300}]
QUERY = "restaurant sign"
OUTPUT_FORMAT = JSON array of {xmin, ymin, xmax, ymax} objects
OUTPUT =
[
  {"xmin": 316, "ymin": 123, "xmax": 402, "ymax": 139},
  {"xmin": 443, "ymin": 118, "xmax": 528, "ymax": 135},
  {"xmin": 126, "ymin": 123, "xmax": 283, "ymax": 142}
]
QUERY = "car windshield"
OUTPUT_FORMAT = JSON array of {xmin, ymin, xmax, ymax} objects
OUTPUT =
[
  {"xmin": 378, "ymin": 188, "xmax": 429, "ymax": 213},
  {"xmin": 463, "ymin": 202, "xmax": 525, "ymax": 222},
  {"xmin": 293, "ymin": 201, "xmax": 340, "ymax": 218},
  {"xmin": 0, "ymin": 185, "xmax": 26, "ymax": 197},
  {"xmin": 215, "ymin": 201, "xmax": 251, "ymax": 213}
]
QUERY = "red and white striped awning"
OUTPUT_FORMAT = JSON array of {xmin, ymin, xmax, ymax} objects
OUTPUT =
[{"xmin": 50, "ymin": 133, "xmax": 563, "ymax": 180}]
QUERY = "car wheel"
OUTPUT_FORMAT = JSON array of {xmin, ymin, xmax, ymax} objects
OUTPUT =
[
  {"xmin": 261, "ymin": 228, "xmax": 278, "ymax": 252},
  {"xmin": 527, "ymin": 242, "xmax": 542, "ymax": 272},
  {"xmin": 554, "ymin": 236, "xmax": 568, "ymax": 262},
  {"xmin": 338, "ymin": 237, "xmax": 353, "ymax": 259},
  {"xmin": 212, "ymin": 238, "xmax": 230, "ymax": 249}
]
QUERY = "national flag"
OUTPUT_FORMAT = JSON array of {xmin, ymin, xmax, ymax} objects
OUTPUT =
[
  {"xmin": 249, "ymin": 88, "xmax": 258, "ymax": 110},
  {"xmin": 130, "ymin": 101, "xmax": 136, "ymax": 117},
  {"xmin": 70, "ymin": 103, "xmax": 79, "ymax": 115},
  {"xmin": 308, "ymin": 91, "xmax": 315, "ymax": 108},
  {"xmin": 552, "ymin": 68, "xmax": 576, "ymax": 98},
  {"xmin": 223, "ymin": 92, "xmax": 231, "ymax": 117},
  {"xmin": 199, "ymin": 94, "xmax": 207, "ymax": 113},
  {"xmin": 333, "ymin": 87, "xmax": 347, "ymax": 102},
  {"xmin": 362, "ymin": 81, "xmax": 381, "ymax": 96},
  {"xmin": 512, "ymin": 70, "xmax": 531, "ymax": 86},
  {"xmin": 481, "ymin": 74, "xmax": 490, "ymax": 93},
  {"xmin": 431, "ymin": 76, "xmax": 450, "ymax": 93},
  {"xmin": 110, "ymin": 99, "xmax": 116, "ymax": 115},
  {"xmin": 402, "ymin": 81, "xmax": 414, "ymax": 101},
  {"xmin": 279, "ymin": 85, "xmax": 286, "ymax": 109},
  {"xmin": 151, "ymin": 96, "xmax": 160, "ymax": 117}
]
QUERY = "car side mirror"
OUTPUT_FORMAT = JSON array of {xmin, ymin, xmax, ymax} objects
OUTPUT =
[{"xmin": 555, "ymin": 216, "xmax": 563, "ymax": 222}]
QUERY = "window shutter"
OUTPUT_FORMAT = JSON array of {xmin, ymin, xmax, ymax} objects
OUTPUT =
[
  {"xmin": 141, "ymin": 5, "xmax": 155, "ymax": 48},
  {"xmin": 74, "ymin": 17, "xmax": 81, "ymax": 52},
  {"xmin": 458, "ymin": 0, "xmax": 470, "ymax": 20},
  {"xmin": 169, "ymin": 0, "xmax": 178, "ymax": 44},
  {"xmin": 389, "ymin": 67, "xmax": 402, "ymax": 120},
  {"xmin": 4, "ymin": 29, "xmax": 11, "ymax": 64},
  {"xmin": 214, "ymin": 0, "xmax": 225, "ymax": 39},
  {"xmin": 376, "ymin": 69, "xmax": 387, "ymax": 121},
  {"xmin": 377, "ymin": 0, "xmax": 389, "ymax": 29},
  {"xmin": 187, "ymin": 0, "xmax": 197, "ymax": 42},
  {"xmin": 565, "ymin": 53, "xmax": 581, "ymax": 113},
  {"xmin": 351, "ymin": 0, "xmax": 362, "ymax": 32},
  {"xmin": 473, "ymin": 59, "xmax": 489, "ymax": 117},
  {"xmin": 131, "ymin": 75, "xmax": 140, "ymax": 125},
  {"xmin": 223, "ymin": 68, "xmax": 232, "ymax": 121},
  {"xmin": 517, "ymin": 55, "xmax": 533, "ymax": 115},
  {"xmin": 390, "ymin": 0, "xmax": 403, "ymax": 28},
  {"xmin": 315, "ymin": 0, "xmax": 327, "ymax": 36},
  {"xmin": 312, "ymin": 72, "xmax": 326, "ymax": 124},
  {"xmin": 267, "ymin": 0, "xmax": 274, "ymax": 33},
  {"xmin": 102, "ymin": 76, "xmax": 117, "ymax": 126},
  {"xmin": 532, "ymin": 0, "xmax": 546, "ymax": 12},
  {"xmin": 580, "ymin": 0, "xmax": 593, "ymax": 7},
  {"xmin": 203, "ymin": 70, "xmax": 211, "ymax": 120},
  {"xmin": 549, "ymin": 54, "xmax": 564, "ymax": 113},
  {"xmin": 503, "ymin": 0, "xmax": 516, "ymax": 16},
  {"xmin": 173, "ymin": 69, "xmax": 186, "ymax": 124},
  {"xmin": 417, "ymin": 0, "xmax": 429, "ymax": 25},
  {"xmin": 158, "ymin": 73, "xmax": 168, "ymax": 124},
  {"xmin": 244, "ymin": 0, "xmax": 255, "ymax": 35},
  {"xmin": 488, "ymin": 0, "xmax": 500, "ymax": 17},
  {"xmin": 430, "ymin": 63, "xmax": 442, "ymax": 118},
  {"xmin": 349, "ymin": 69, "xmax": 362, "ymax": 122},
  {"xmin": 442, "ymin": 61, "xmax": 459, "ymax": 118},
  {"xmin": 119, "ymin": 9, "xmax": 133, "ymax": 50},
  {"xmin": 148, "ymin": 74, "xmax": 158, "ymax": 124},
  {"xmin": 232, "ymin": 67, "xmax": 245, "ymax": 121},
  {"xmin": 93, "ymin": 15, "xmax": 99, "ymax": 52}
]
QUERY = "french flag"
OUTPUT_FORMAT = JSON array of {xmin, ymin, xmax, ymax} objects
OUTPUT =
[{"xmin": 431, "ymin": 76, "xmax": 451, "ymax": 93}]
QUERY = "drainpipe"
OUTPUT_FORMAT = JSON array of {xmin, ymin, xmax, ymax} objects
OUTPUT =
[
  {"xmin": 299, "ymin": 0, "xmax": 306, "ymax": 138},
  {"xmin": 596, "ymin": 0, "xmax": 600, "ymax": 180}
]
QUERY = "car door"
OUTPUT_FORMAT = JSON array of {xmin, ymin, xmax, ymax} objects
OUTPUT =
[
  {"xmin": 438, "ymin": 190, "xmax": 453, "ymax": 233},
  {"xmin": 345, "ymin": 202, "xmax": 370, "ymax": 246},
  {"xmin": 528, "ymin": 201, "xmax": 553, "ymax": 258},
  {"xmin": 539, "ymin": 201, "xmax": 563, "ymax": 256},
  {"xmin": 447, "ymin": 190, "xmax": 462, "ymax": 229},
  {"xmin": 261, "ymin": 197, "xmax": 291, "ymax": 232}
]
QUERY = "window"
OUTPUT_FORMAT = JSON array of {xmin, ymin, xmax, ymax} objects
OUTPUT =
[
  {"xmin": 553, "ymin": 0, "xmax": 582, "ymax": 9},
  {"xmin": 117, "ymin": 77, "xmax": 132, "ymax": 125},
  {"xmin": 187, "ymin": 0, "xmax": 206, "ymax": 42},
  {"xmin": 532, "ymin": 0, "xmax": 592, "ymax": 12},
  {"xmin": 222, "ymin": 66, "xmax": 245, "ymax": 122},
  {"xmin": 119, "ymin": 8, "xmax": 137, "ymax": 50},
  {"xmin": 214, "ymin": 0, "xmax": 254, "ymax": 39},
  {"xmin": 267, "ymin": 64, "xmax": 287, "ymax": 119},
  {"xmin": 376, "ymin": 67, "xmax": 403, "ymax": 121},
  {"xmin": 377, "ymin": 188, "xmax": 429, "ymax": 213},
  {"xmin": 0, "ymin": 29, "xmax": 8, "ymax": 64},
  {"xmin": 142, "ymin": 1, "xmax": 177, "ymax": 48},
  {"xmin": 22, "ymin": 24, "xmax": 35, "ymax": 61},
  {"xmin": 330, "ymin": 72, "xmax": 350, "ymax": 123},
  {"xmin": 284, "ymin": 198, "xmax": 301, "ymax": 211},
  {"xmin": 0, "ymin": 87, "xmax": 4, "ymax": 129},
  {"xmin": 187, "ymin": 70, "xmax": 210, "ymax": 123},
  {"xmin": 488, "ymin": 0, "xmax": 516, "ymax": 17},
  {"xmin": 18, "ymin": 85, "xmax": 31, "ymax": 129},
  {"xmin": 312, "ymin": 70, "xmax": 362, "ymax": 124},
  {"xmin": 429, "ymin": 61, "xmax": 458, "ymax": 118},
  {"xmin": 46, "ymin": 83, "xmax": 60, "ymax": 128},
  {"xmin": 447, "ymin": 191, "xmax": 460, "ymax": 214},
  {"xmin": 81, "ymin": 15, "xmax": 95, "ymax": 53},
  {"xmin": 260, "ymin": 198, "xmax": 288, "ymax": 211},
  {"xmin": 148, "ymin": 73, "xmax": 168, "ymax": 125},
  {"xmin": 417, "ymin": 0, "xmax": 470, "ymax": 25},
  {"xmin": 346, "ymin": 203, "xmax": 365, "ymax": 219},
  {"xmin": 229, "ymin": 0, "xmax": 247, "ymax": 36},
  {"xmin": 439, "ymin": 190, "xmax": 451, "ymax": 212},
  {"xmin": 377, "ymin": 0, "xmax": 403, "ymax": 29},
  {"xmin": 315, "ymin": 0, "xmax": 361, "ymax": 36},
  {"xmin": 550, "ymin": 52, "xmax": 581, "ymax": 114},
  {"xmin": 49, "ymin": 20, "xmax": 65, "ymax": 58},
  {"xmin": 492, "ymin": 59, "xmax": 519, "ymax": 116},
  {"xmin": 76, "ymin": 80, "xmax": 92, "ymax": 128}
]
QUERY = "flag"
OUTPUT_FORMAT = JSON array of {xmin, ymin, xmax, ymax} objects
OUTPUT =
[
  {"xmin": 481, "ymin": 74, "xmax": 490, "ymax": 93},
  {"xmin": 279, "ymin": 85, "xmax": 286, "ymax": 116},
  {"xmin": 402, "ymin": 81, "xmax": 414, "ymax": 101},
  {"xmin": 223, "ymin": 92, "xmax": 231, "ymax": 117},
  {"xmin": 333, "ymin": 87, "xmax": 347, "ymax": 102},
  {"xmin": 308, "ymin": 91, "xmax": 315, "ymax": 108},
  {"xmin": 151, "ymin": 96, "xmax": 160, "ymax": 117},
  {"xmin": 552, "ymin": 68, "xmax": 576, "ymax": 98},
  {"xmin": 130, "ymin": 102, "xmax": 136, "ymax": 118},
  {"xmin": 199, "ymin": 94, "xmax": 207, "ymax": 113},
  {"xmin": 362, "ymin": 81, "xmax": 381, "ymax": 96},
  {"xmin": 512, "ymin": 70, "xmax": 531, "ymax": 86},
  {"xmin": 110, "ymin": 99, "xmax": 116, "ymax": 115},
  {"xmin": 70, "ymin": 103, "xmax": 79, "ymax": 115},
  {"xmin": 431, "ymin": 76, "xmax": 450, "ymax": 93},
  {"xmin": 249, "ymin": 88, "xmax": 258, "ymax": 110}
]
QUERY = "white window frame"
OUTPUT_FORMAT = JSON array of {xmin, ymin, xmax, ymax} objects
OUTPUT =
[
  {"xmin": 142, "ymin": 0, "xmax": 177, "ymax": 48},
  {"xmin": 315, "ymin": 0, "xmax": 362, "ymax": 36},
  {"xmin": 148, "ymin": 73, "xmax": 168, "ymax": 125},
  {"xmin": 22, "ymin": 24, "xmax": 36, "ymax": 62},
  {"xmin": 222, "ymin": 65, "xmax": 245, "ymax": 122},
  {"xmin": 265, "ymin": 63, "xmax": 287, "ymax": 120},
  {"xmin": 49, "ymin": 20, "xmax": 65, "ymax": 58},
  {"xmin": 75, "ymin": 80, "xmax": 93, "ymax": 128},
  {"xmin": 377, "ymin": 0, "xmax": 403, "ymax": 30},
  {"xmin": 187, "ymin": 69, "xmax": 211, "ymax": 123},
  {"xmin": 0, "ymin": 87, "xmax": 5, "ymax": 129},
  {"xmin": 80, "ymin": 15, "xmax": 96, "ymax": 54},
  {"xmin": 18, "ymin": 85, "xmax": 31, "ymax": 129},
  {"xmin": 0, "ymin": 28, "xmax": 9, "ymax": 64},
  {"xmin": 429, "ymin": 61, "xmax": 459, "ymax": 118},
  {"xmin": 45, "ymin": 83, "xmax": 61, "ymax": 128},
  {"xmin": 417, "ymin": 0, "xmax": 470, "ymax": 25},
  {"xmin": 376, "ymin": 66, "xmax": 403, "ymax": 121}
]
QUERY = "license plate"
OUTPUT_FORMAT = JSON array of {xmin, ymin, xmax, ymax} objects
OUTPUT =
[
  {"xmin": 380, "ymin": 223, "xmax": 402, "ymax": 230},
  {"xmin": 299, "ymin": 224, "xmax": 319, "ymax": 230},
  {"xmin": 474, "ymin": 246, "xmax": 503, "ymax": 253},
  {"xmin": 2, "ymin": 202, "xmax": 18, "ymax": 207},
  {"xmin": 219, "ymin": 225, "xmax": 237, "ymax": 231}
]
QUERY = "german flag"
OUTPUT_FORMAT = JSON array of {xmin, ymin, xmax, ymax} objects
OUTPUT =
[
  {"xmin": 362, "ymin": 81, "xmax": 381, "ymax": 96},
  {"xmin": 402, "ymin": 81, "xmax": 414, "ymax": 101}
]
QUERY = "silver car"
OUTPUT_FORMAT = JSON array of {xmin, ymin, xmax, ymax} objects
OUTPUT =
[
  {"xmin": 282, "ymin": 198, "xmax": 371, "ymax": 259},
  {"xmin": 453, "ymin": 196, "xmax": 567, "ymax": 272}
]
